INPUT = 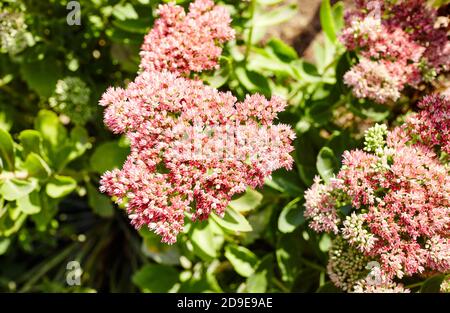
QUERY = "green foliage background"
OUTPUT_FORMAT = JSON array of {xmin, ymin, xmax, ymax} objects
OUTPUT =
[{"xmin": 0, "ymin": 0, "xmax": 446, "ymax": 293}]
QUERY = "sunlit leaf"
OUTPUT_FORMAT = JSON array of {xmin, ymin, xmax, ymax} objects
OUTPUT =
[
  {"xmin": 0, "ymin": 128, "xmax": 15, "ymax": 171},
  {"xmin": 316, "ymin": 147, "xmax": 338, "ymax": 183},
  {"xmin": 225, "ymin": 245, "xmax": 258, "ymax": 277},
  {"xmin": 0, "ymin": 179, "xmax": 36, "ymax": 201},
  {"xmin": 229, "ymin": 188, "xmax": 263, "ymax": 212},
  {"xmin": 278, "ymin": 197, "xmax": 304, "ymax": 233},
  {"xmin": 246, "ymin": 254, "xmax": 273, "ymax": 292},
  {"xmin": 45, "ymin": 175, "xmax": 76, "ymax": 199},
  {"xmin": 320, "ymin": 0, "xmax": 337, "ymax": 43},
  {"xmin": 211, "ymin": 206, "xmax": 253, "ymax": 233},
  {"xmin": 132, "ymin": 264, "xmax": 179, "ymax": 292}
]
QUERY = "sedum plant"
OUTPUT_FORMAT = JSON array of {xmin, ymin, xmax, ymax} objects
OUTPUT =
[
  {"xmin": 0, "ymin": 110, "xmax": 89, "ymax": 238},
  {"xmin": 0, "ymin": 0, "xmax": 448, "ymax": 293},
  {"xmin": 305, "ymin": 95, "xmax": 450, "ymax": 292},
  {"xmin": 99, "ymin": 0, "xmax": 295, "ymax": 244}
]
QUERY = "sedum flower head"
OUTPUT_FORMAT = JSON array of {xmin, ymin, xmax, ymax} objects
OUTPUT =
[
  {"xmin": 328, "ymin": 236, "xmax": 411, "ymax": 293},
  {"xmin": 343, "ymin": 58, "xmax": 403, "ymax": 103},
  {"xmin": 139, "ymin": 0, "xmax": 235, "ymax": 75},
  {"xmin": 304, "ymin": 176, "xmax": 346, "ymax": 234},
  {"xmin": 341, "ymin": 0, "xmax": 449, "ymax": 103},
  {"xmin": 364, "ymin": 123, "xmax": 388, "ymax": 153},
  {"xmin": 327, "ymin": 236, "xmax": 372, "ymax": 291},
  {"xmin": 99, "ymin": 70, "xmax": 295, "ymax": 244},
  {"xmin": 391, "ymin": 94, "xmax": 450, "ymax": 155},
  {"xmin": 337, "ymin": 142, "xmax": 450, "ymax": 280},
  {"xmin": 49, "ymin": 77, "xmax": 92, "ymax": 125},
  {"xmin": 0, "ymin": 9, "xmax": 28, "ymax": 55},
  {"xmin": 100, "ymin": 0, "xmax": 294, "ymax": 244},
  {"xmin": 352, "ymin": 281, "xmax": 410, "ymax": 293},
  {"xmin": 342, "ymin": 212, "xmax": 377, "ymax": 253},
  {"xmin": 305, "ymin": 94, "xmax": 450, "ymax": 288}
]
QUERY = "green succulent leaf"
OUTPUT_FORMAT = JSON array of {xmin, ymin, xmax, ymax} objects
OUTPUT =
[
  {"xmin": 0, "ymin": 178, "xmax": 36, "ymax": 201},
  {"xmin": 0, "ymin": 128, "xmax": 15, "ymax": 171},
  {"xmin": 45, "ymin": 175, "xmax": 77, "ymax": 199},
  {"xmin": 211, "ymin": 206, "xmax": 253, "ymax": 233},
  {"xmin": 225, "ymin": 244, "xmax": 258, "ymax": 277}
]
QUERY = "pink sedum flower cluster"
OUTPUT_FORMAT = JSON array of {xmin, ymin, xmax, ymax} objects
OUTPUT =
[
  {"xmin": 343, "ymin": 58, "xmax": 403, "ymax": 104},
  {"xmin": 139, "ymin": 0, "xmax": 235, "ymax": 75},
  {"xmin": 305, "ymin": 95, "xmax": 450, "ymax": 291},
  {"xmin": 393, "ymin": 94, "xmax": 450, "ymax": 154},
  {"xmin": 99, "ymin": 1, "xmax": 295, "ymax": 244},
  {"xmin": 341, "ymin": 0, "xmax": 450, "ymax": 103},
  {"xmin": 304, "ymin": 176, "xmax": 345, "ymax": 234},
  {"xmin": 352, "ymin": 280, "xmax": 410, "ymax": 293}
]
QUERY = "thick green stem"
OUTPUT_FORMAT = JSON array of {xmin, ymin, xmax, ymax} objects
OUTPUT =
[
  {"xmin": 404, "ymin": 281, "xmax": 424, "ymax": 289},
  {"xmin": 19, "ymin": 243, "xmax": 77, "ymax": 292},
  {"xmin": 298, "ymin": 256, "xmax": 326, "ymax": 272},
  {"xmin": 244, "ymin": 0, "xmax": 256, "ymax": 63},
  {"xmin": 272, "ymin": 277, "xmax": 290, "ymax": 293}
]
